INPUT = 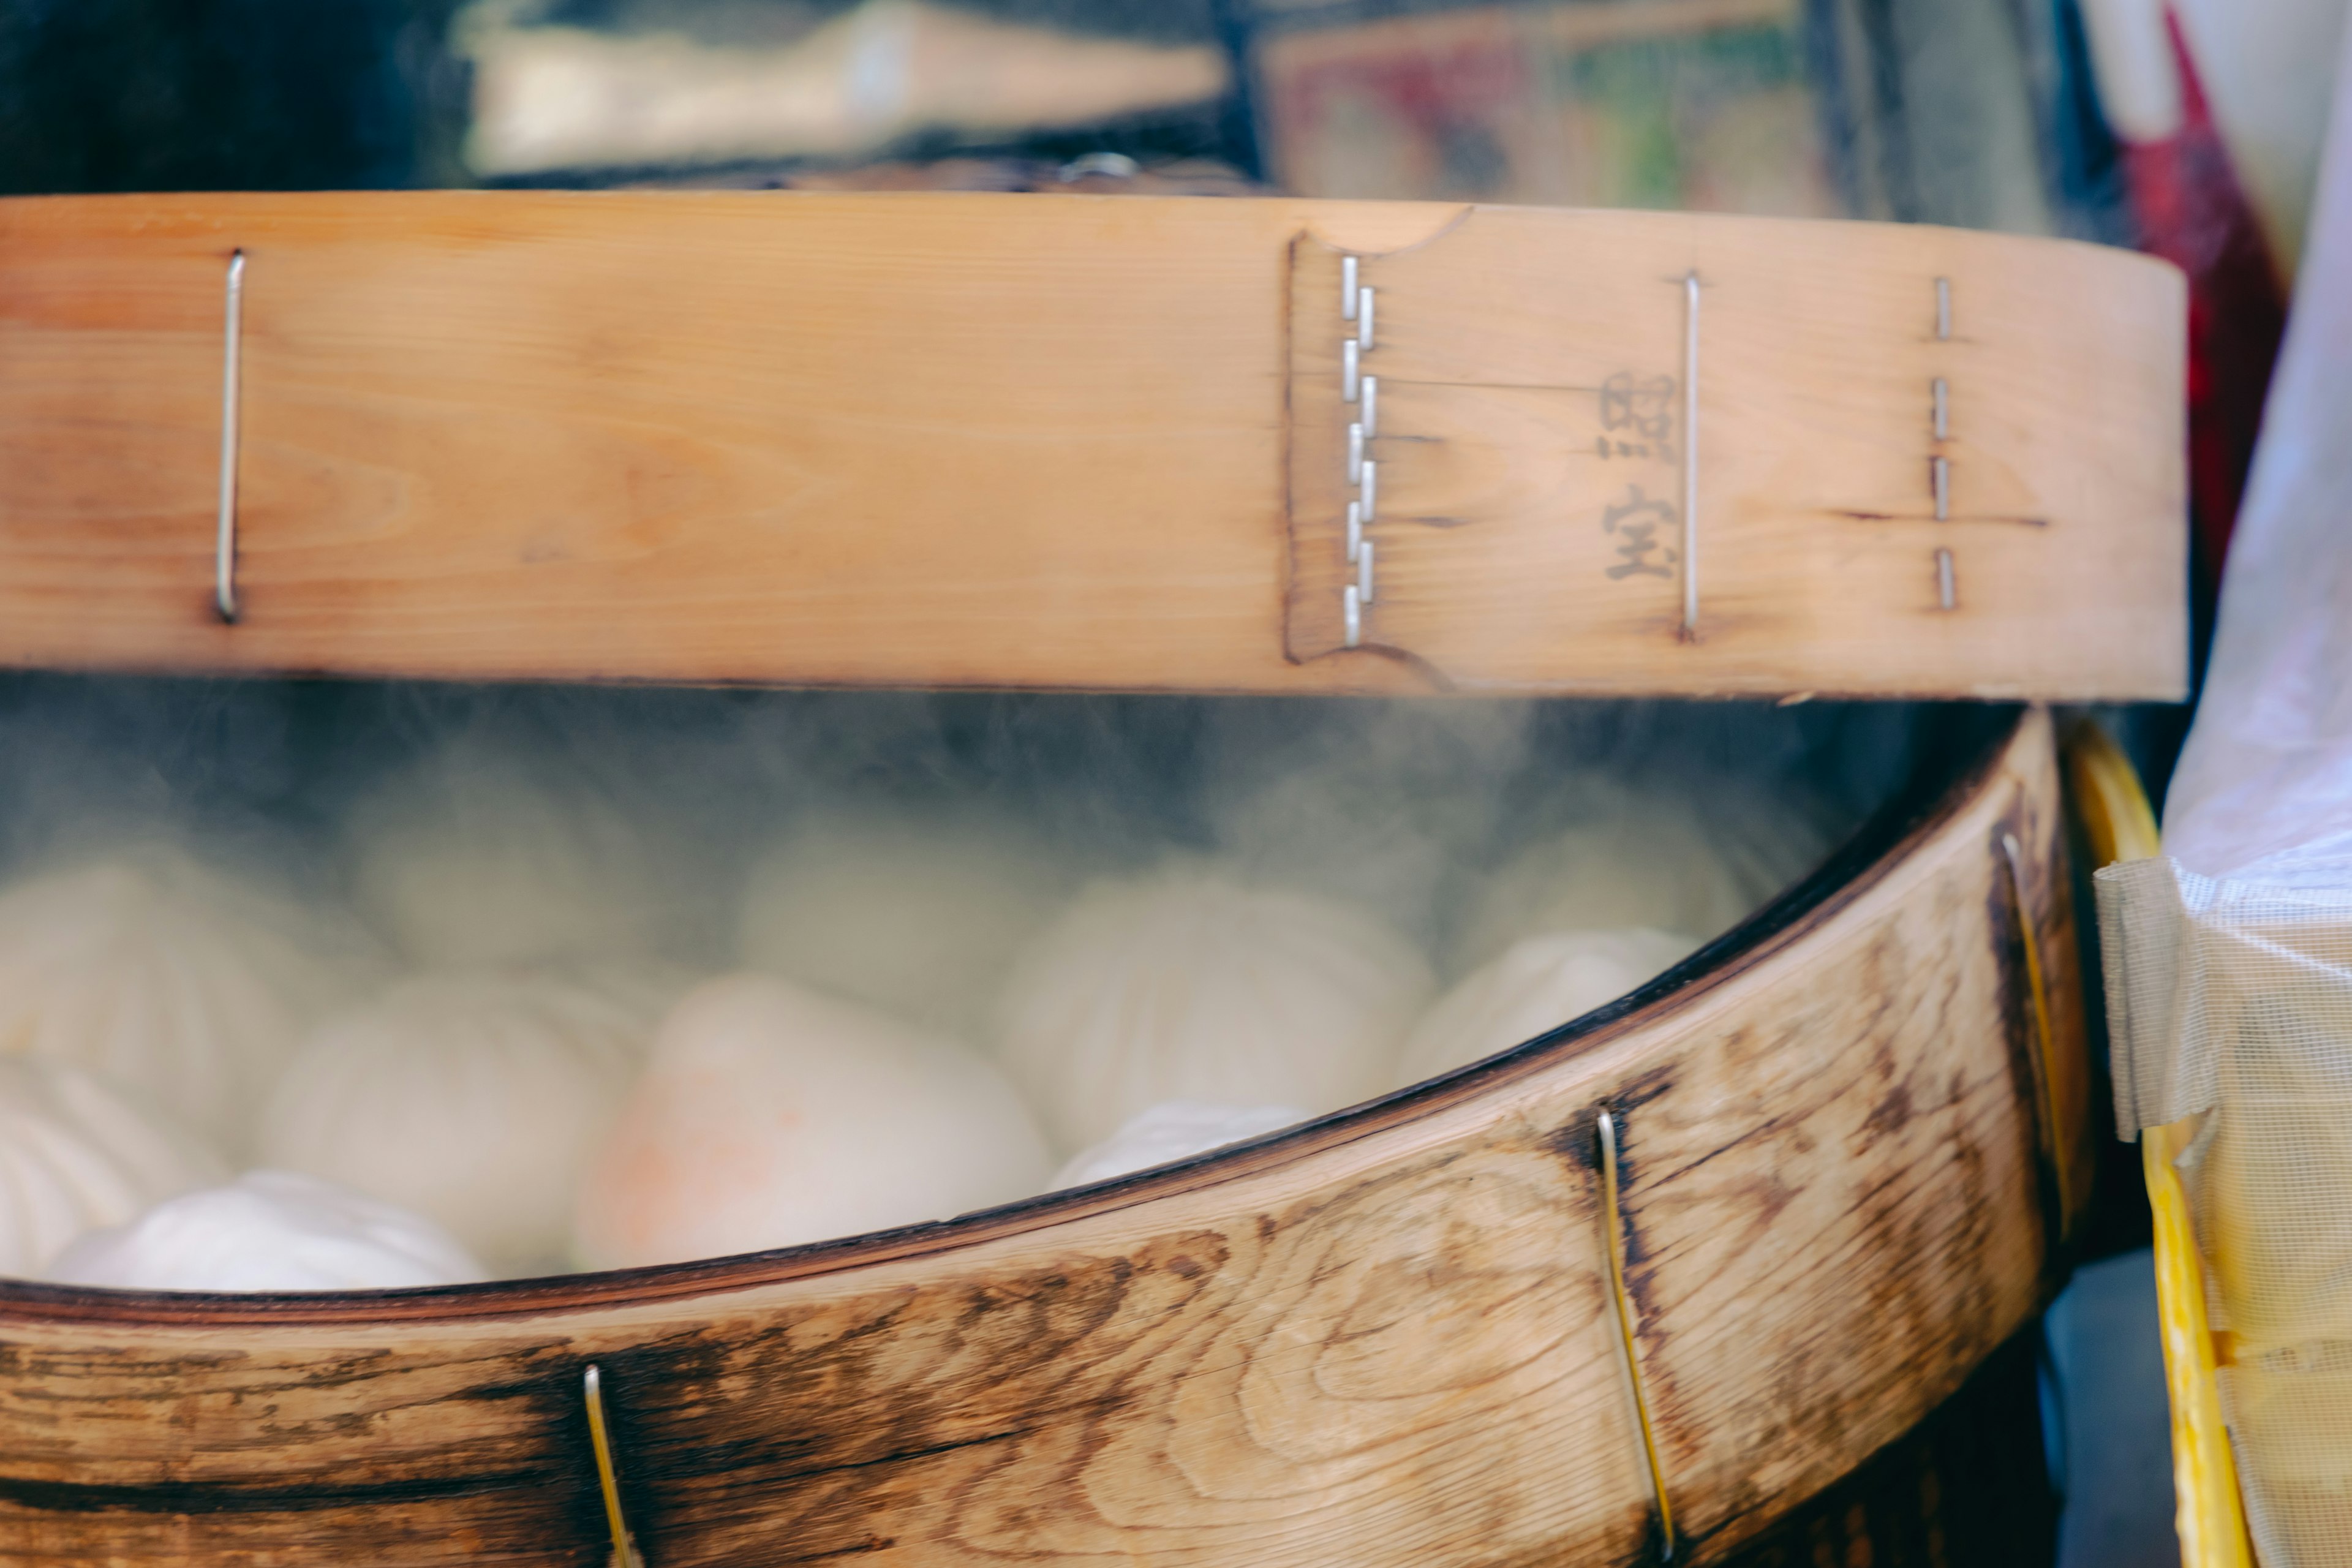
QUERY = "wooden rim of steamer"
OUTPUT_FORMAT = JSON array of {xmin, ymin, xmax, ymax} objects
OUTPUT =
[{"xmin": 1, "ymin": 191, "xmax": 2182, "ymax": 698}]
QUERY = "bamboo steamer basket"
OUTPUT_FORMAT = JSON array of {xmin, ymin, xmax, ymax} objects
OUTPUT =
[
  {"xmin": 0, "ymin": 704, "xmax": 2087, "ymax": 1567},
  {"xmin": 0, "ymin": 191, "xmax": 2180, "ymax": 1567}
]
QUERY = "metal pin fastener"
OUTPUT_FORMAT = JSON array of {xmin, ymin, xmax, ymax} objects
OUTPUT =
[
  {"xmin": 1935, "ymin": 277, "xmax": 1952, "ymax": 341},
  {"xmin": 1357, "ymin": 287, "xmax": 1374, "ymax": 351},
  {"xmin": 1680, "ymin": 271, "xmax": 1700, "ymax": 641},
  {"xmin": 1343, "ymin": 339, "xmax": 1360, "ymax": 403},
  {"xmin": 1358, "ymin": 538, "xmax": 1376, "ymax": 605},
  {"xmin": 1597, "ymin": 1112, "xmax": 1676, "ymax": 1558},
  {"xmin": 2002, "ymin": 831, "xmax": 2072, "ymax": 1233},
  {"xmin": 1342, "ymin": 256, "xmax": 1359, "ymax": 322},
  {"xmin": 1346, "ymin": 500, "xmax": 1362, "ymax": 565},
  {"xmin": 583, "ymin": 1366, "xmax": 644, "ymax": 1568},
  {"xmin": 1359, "ymin": 458, "xmax": 1376, "ymax": 521},
  {"xmin": 1932, "ymin": 454, "xmax": 1950, "ymax": 520},
  {"xmin": 1056, "ymin": 150, "xmax": 1139, "ymax": 183},
  {"xmin": 1361, "ymin": 375, "xmax": 1379, "ymax": 439},
  {"xmin": 1348, "ymin": 421, "xmax": 1365, "ymax": 485},
  {"xmin": 1936, "ymin": 547, "xmax": 1957, "ymax": 611},
  {"xmin": 1932, "ymin": 377, "xmax": 1949, "ymax": 440},
  {"xmin": 1343, "ymin": 583, "xmax": 1362, "ymax": 648},
  {"xmin": 215, "ymin": 250, "xmax": 246, "ymax": 625}
]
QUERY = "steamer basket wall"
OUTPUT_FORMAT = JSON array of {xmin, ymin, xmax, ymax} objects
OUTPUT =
[{"xmin": 0, "ymin": 705, "xmax": 2089, "ymax": 1567}]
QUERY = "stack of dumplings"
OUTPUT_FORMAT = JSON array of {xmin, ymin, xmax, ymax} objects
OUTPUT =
[{"xmin": 0, "ymin": 704, "xmax": 1838, "ymax": 1292}]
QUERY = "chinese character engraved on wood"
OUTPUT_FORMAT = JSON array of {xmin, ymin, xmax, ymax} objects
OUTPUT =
[{"xmin": 1279, "ymin": 206, "xmax": 2184, "ymax": 698}]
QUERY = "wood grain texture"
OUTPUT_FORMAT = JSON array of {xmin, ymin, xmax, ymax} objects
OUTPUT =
[
  {"xmin": 1286, "ymin": 212, "xmax": 2184, "ymax": 697},
  {"xmin": 1716, "ymin": 1329, "xmax": 2058, "ymax": 1568},
  {"xmin": 0, "ymin": 192, "xmax": 2182, "ymax": 697},
  {"xmin": 0, "ymin": 707, "xmax": 2086, "ymax": 1567}
]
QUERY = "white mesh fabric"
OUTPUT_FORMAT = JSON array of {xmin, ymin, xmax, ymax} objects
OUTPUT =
[
  {"xmin": 2100, "ymin": 856, "xmax": 2352, "ymax": 1564},
  {"xmin": 2100, "ymin": 861, "xmax": 2352, "ymax": 1333},
  {"xmin": 2223, "ymin": 1342, "xmax": 2352, "ymax": 1567}
]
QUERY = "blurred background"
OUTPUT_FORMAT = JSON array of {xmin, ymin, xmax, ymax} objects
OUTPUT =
[
  {"xmin": 1, "ymin": 1, "xmax": 2345, "ymax": 1562},
  {"xmin": 0, "ymin": 0, "xmax": 2334, "ymax": 241}
]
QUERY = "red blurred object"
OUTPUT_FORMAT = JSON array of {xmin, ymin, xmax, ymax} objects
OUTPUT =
[{"xmin": 2120, "ymin": 14, "xmax": 2289, "ymax": 603}]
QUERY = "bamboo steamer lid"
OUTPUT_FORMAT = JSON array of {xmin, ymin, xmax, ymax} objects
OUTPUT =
[{"xmin": 0, "ymin": 191, "xmax": 2179, "ymax": 698}]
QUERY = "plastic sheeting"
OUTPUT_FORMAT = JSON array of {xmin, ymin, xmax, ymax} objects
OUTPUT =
[
  {"xmin": 2096, "ymin": 21, "xmax": 2352, "ymax": 1566},
  {"xmin": 2158, "ymin": 55, "xmax": 2352, "ymax": 886}
]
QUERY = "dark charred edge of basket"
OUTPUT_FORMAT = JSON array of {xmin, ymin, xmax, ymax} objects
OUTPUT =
[
  {"xmin": 0, "ymin": 705, "xmax": 2027, "ymax": 1329},
  {"xmin": 1701, "ymin": 1327, "xmax": 2057, "ymax": 1567}
]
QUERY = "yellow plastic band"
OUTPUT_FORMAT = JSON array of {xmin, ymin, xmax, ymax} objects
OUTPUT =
[
  {"xmin": 2064, "ymin": 719, "xmax": 2161, "ymax": 867},
  {"xmin": 584, "ymin": 1365, "xmax": 645, "ymax": 1568},
  {"xmin": 1597, "ymin": 1110, "xmax": 1676, "ymax": 1558},
  {"xmin": 2060, "ymin": 719, "xmax": 2251, "ymax": 1568},
  {"xmin": 2143, "ymin": 1121, "xmax": 2256, "ymax": 1568},
  {"xmin": 2002, "ymin": 830, "xmax": 2073, "ymax": 1233}
]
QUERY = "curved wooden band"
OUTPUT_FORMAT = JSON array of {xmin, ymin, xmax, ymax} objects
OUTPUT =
[{"xmin": 0, "ymin": 192, "xmax": 2182, "ymax": 697}]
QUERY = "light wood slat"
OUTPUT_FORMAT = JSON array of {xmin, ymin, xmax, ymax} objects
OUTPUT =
[
  {"xmin": 1285, "ymin": 209, "xmax": 2186, "ymax": 695},
  {"xmin": 0, "ymin": 192, "xmax": 2180, "ymax": 696}
]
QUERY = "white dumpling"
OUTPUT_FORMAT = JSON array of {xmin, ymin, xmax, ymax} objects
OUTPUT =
[
  {"xmin": 737, "ymin": 807, "xmax": 1073, "ymax": 1035},
  {"xmin": 1052, "ymin": 1101, "xmax": 1308, "ymax": 1190},
  {"xmin": 47, "ymin": 1170, "xmax": 484, "ymax": 1292},
  {"xmin": 0, "ymin": 1056, "xmax": 226, "ymax": 1278},
  {"xmin": 993, "ymin": 864, "xmax": 1435, "ymax": 1150},
  {"xmin": 1395, "ymin": 928, "xmax": 1698, "ymax": 1089},
  {"xmin": 258, "ymin": 971, "xmax": 664, "ymax": 1273},
  {"xmin": 1455, "ymin": 777, "xmax": 1828, "ymax": 971},
  {"xmin": 348, "ymin": 743, "xmax": 695, "ymax": 968},
  {"xmin": 0, "ymin": 852, "xmax": 382, "ymax": 1156},
  {"xmin": 572, "ymin": 974, "xmax": 1052, "ymax": 1270}
]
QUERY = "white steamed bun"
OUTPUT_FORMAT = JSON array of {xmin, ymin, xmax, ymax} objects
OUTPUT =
[
  {"xmin": 0, "ymin": 851, "xmax": 382, "ymax": 1155},
  {"xmin": 993, "ymin": 864, "xmax": 1434, "ymax": 1150},
  {"xmin": 347, "ymin": 742, "xmax": 695, "ymax": 968},
  {"xmin": 47, "ymin": 1170, "xmax": 484, "ymax": 1292},
  {"xmin": 737, "ymin": 806, "xmax": 1072, "ymax": 1034},
  {"xmin": 1053, "ymin": 1101, "xmax": 1308, "ymax": 1189},
  {"xmin": 572, "ymin": 974, "xmax": 1052, "ymax": 1269},
  {"xmin": 0, "ymin": 1055, "xmax": 227, "ymax": 1278},
  {"xmin": 259, "ymin": 970, "xmax": 666, "ymax": 1274},
  {"xmin": 1395, "ymin": 927, "xmax": 1698, "ymax": 1089},
  {"xmin": 1456, "ymin": 776, "xmax": 1828, "ymax": 970}
]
